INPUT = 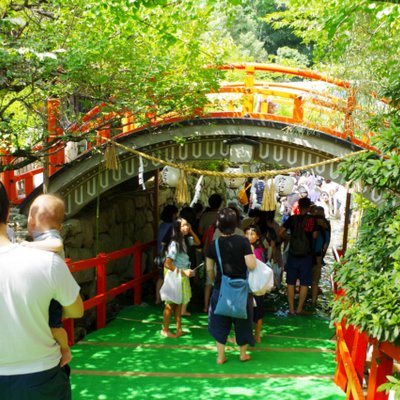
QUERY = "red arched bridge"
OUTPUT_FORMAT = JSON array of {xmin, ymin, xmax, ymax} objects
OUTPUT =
[{"xmin": 1, "ymin": 63, "xmax": 380, "ymax": 217}]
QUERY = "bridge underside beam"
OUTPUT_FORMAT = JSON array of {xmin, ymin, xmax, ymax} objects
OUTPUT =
[{"xmin": 19, "ymin": 119, "xmax": 379, "ymax": 217}]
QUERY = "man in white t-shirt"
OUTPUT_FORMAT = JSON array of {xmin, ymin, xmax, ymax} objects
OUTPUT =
[{"xmin": 0, "ymin": 183, "xmax": 83, "ymax": 400}]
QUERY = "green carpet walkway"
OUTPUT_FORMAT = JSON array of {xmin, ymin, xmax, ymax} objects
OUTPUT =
[{"xmin": 70, "ymin": 304, "xmax": 345, "ymax": 400}]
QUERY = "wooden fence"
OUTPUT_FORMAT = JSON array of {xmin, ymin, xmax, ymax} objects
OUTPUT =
[{"xmin": 63, "ymin": 240, "xmax": 157, "ymax": 345}]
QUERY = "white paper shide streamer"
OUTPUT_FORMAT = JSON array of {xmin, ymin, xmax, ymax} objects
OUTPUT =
[
  {"xmin": 190, "ymin": 175, "xmax": 204, "ymax": 207},
  {"xmin": 138, "ymin": 156, "xmax": 146, "ymax": 190}
]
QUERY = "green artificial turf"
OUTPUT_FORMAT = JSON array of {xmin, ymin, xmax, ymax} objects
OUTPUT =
[
  {"xmin": 71, "ymin": 375, "xmax": 344, "ymax": 400},
  {"xmin": 72, "ymin": 344, "xmax": 336, "ymax": 375},
  {"xmin": 71, "ymin": 304, "xmax": 344, "ymax": 400}
]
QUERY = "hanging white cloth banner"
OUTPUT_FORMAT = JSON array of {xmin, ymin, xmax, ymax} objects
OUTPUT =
[
  {"xmin": 138, "ymin": 156, "xmax": 146, "ymax": 190},
  {"xmin": 190, "ymin": 175, "xmax": 204, "ymax": 207}
]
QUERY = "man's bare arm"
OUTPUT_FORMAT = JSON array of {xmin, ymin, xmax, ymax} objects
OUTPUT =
[{"xmin": 62, "ymin": 294, "xmax": 84, "ymax": 319}]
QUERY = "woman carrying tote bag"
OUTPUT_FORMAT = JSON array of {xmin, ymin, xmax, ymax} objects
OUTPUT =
[{"xmin": 206, "ymin": 207, "xmax": 257, "ymax": 364}]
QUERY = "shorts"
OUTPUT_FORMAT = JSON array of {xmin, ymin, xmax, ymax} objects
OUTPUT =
[
  {"xmin": 253, "ymin": 294, "xmax": 265, "ymax": 322},
  {"xmin": 208, "ymin": 289, "xmax": 255, "ymax": 347},
  {"xmin": 0, "ymin": 365, "xmax": 71, "ymax": 400},
  {"xmin": 286, "ymin": 254, "xmax": 313, "ymax": 286}
]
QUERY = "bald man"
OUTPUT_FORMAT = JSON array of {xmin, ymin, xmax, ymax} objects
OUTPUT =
[{"xmin": 0, "ymin": 187, "xmax": 83, "ymax": 399}]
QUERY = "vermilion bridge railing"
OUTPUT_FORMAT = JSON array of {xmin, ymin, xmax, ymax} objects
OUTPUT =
[
  {"xmin": 63, "ymin": 240, "xmax": 157, "ymax": 346},
  {"xmin": 332, "ymin": 249, "xmax": 400, "ymax": 400},
  {"xmin": 1, "ymin": 63, "xmax": 377, "ymax": 205}
]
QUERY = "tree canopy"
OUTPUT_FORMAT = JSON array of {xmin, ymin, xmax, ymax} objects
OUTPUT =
[{"xmin": 0, "ymin": 0, "xmax": 243, "ymax": 167}]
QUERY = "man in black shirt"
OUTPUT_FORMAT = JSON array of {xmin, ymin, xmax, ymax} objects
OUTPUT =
[{"xmin": 279, "ymin": 197, "xmax": 317, "ymax": 315}]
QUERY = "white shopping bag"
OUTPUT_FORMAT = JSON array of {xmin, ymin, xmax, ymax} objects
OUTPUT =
[
  {"xmin": 160, "ymin": 269, "xmax": 182, "ymax": 304},
  {"xmin": 249, "ymin": 259, "xmax": 274, "ymax": 296}
]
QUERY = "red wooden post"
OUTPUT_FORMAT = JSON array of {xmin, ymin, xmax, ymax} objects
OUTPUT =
[
  {"xmin": 242, "ymin": 65, "xmax": 254, "ymax": 115},
  {"xmin": 122, "ymin": 112, "xmax": 135, "ymax": 133},
  {"xmin": 64, "ymin": 258, "xmax": 76, "ymax": 345},
  {"xmin": 63, "ymin": 319, "xmax": 75, "ymax": 346},
  {"xmin": 24, "ymin": 173, "xmax": 34, "ymax": 197},
  {"xmin": 335, "ymin": 322, "xmax": 349, "ymax": 391},
  {"xmin": 133, "ymin": 244, "xmax": 142, "ymax": 305},
  {"xmin": 293, "ymin": 96, "xmax": 304, "ymax": 122},
  {"xmin": 344, "ymin": 323, "xmax": 356, "ymax": 354},
  {"xmin": 96, "ymin": 127, "xmax": 110, "ymax": 145},
  {"xmin": 349, "ymin": 328, "xmax": 369, "ymax": 400},
  {"xmin": 96, "ymin": 253, "xmax": 108, "ymax": 329},
  {"xmin": 0, "ymin": 153, "xmax": 17, "ymax": 203},
  {"xmin": 367, "ymin": 346, "xmax": 393, "ymax": 400},
  {"xmin": 145, "ymin": 108, "xmax": 157, "ymax": 124},
  {"xmin": 47, "ymin": 99, "xmax": 64, "ymax": 176},
  {"xmin": 334, "ymin": 349, "xmax": 348, "ymax": 391}
]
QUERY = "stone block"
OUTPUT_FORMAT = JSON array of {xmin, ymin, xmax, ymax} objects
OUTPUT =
[
  {"xmin": 64, "ymin": 218, "xmax": 82, "ymax": 236},
  {"xmin": 106, "ymin": 274, "xmax": 121, "ymax": 291},
  {"xmin": 79, "ymin": 247, "xmax": 96, "ymax": 260},
  {"xmin": 134, "ymin": 210, "xmax": 147, "ymax": 228},
  {"xmin": 97, "ymin": 212, "xmax": 109, "ymax": 233},
  {"xmin": 145, "ymin": 208, "xmax": 154, "ymax": 223},
  {"xmin": 120, "ymin": 199, "xmax": 135, "ymax": 221},
  {"xmin": 80, "ymin": 218, "xmax": 94, "ymax": 249},
  {"xmin": 109, "ymin": 223, "xmax": 124, "ymax": 250},
  {"xmin": 111, "ymin": 203, "xmax": 122, "ymax": 224},
  {"xmin": 123, "ymin": 221, "xmax": 135, "ymax": 242},
  {"xmin": 138, "ymin": 222, "xmax": 154, "ymax": 244},
  {"xmin": 98, "ymin": 233, "xmax": 114, "ymax": 253},
  {"xmin": 121, "ymin": 255, "xmax": 134, "ymax": 279},
  {"xmin": 134, "ymin": 195, "xmax": 147, "ymax": 208},
  {"xmin": 71, "ymin": 266, "xmax": 95, "ymax": 285},
  {"xmin": 64, "ymin": 232, "xmax": 83, "ymax": 249},
  {"xmin": 79, "ymin": 279, "xmax": 97, "ymax": 300}
]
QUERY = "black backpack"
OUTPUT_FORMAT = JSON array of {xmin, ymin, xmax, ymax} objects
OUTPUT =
[{"xmin": 289, "ymin": 216, "xmax": 311, "ymax": 256}]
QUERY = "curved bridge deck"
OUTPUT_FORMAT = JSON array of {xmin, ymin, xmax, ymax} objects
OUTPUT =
[
  {"xmin": 3, "ymin": 63, "xmax": 383, "ymax": 215},
  {"xmin": 71, "ymin": 304, "xmax": 344, "ymax": 400}
]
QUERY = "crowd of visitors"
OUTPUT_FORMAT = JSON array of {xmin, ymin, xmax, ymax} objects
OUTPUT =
[
  {"xmin": 0, "ymin": 170, "xmax": 341, "ymax": 396},
  {"xmin": 156, "ymin": 172, "xmax": 339, "ymax": 364}
]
